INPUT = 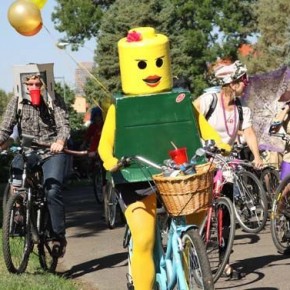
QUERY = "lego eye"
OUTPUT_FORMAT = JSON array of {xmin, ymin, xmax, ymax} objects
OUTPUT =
[
  {"xmin": 138, "ymin": 61, "xmax": 147, "ymax": 69},
  {"xmin": 156, "ymin": 58, "xmax": 163, "ymax": 68}
]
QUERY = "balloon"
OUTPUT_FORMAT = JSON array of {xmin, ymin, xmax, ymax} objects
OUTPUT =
[
  {"xmin": 8, "ymin": 0, "xmax": 43, "ymax": 36},
  {"xmin": 30, "ymin": 0, "xmax": 47, "ymax": 9}
]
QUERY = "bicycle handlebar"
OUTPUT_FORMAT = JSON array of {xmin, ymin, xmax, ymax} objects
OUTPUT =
[{"xmin": 110, "ymin": 155, "xmax": 164, "ymax": 173}]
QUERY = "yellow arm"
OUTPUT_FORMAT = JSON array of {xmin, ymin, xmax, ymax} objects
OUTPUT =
[
  {"xmin": 194, "ymin": 109, "xmax": 231, "ymax": 152},
  {"xmin": 98, "ymin": 104, "xmax": 119, "ymax": 170}
]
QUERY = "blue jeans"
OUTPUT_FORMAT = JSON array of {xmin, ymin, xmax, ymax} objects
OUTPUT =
[{"xmin": 42, "ymin": 153, "xmax": 67, "ymax": 239}]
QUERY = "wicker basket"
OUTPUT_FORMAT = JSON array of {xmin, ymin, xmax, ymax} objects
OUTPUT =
[{"xmin": 153, "ymin": 162, "xmax": 215, "ymax": 216}]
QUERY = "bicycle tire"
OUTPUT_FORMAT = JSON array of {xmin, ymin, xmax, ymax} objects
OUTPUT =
[
  {"xmin": 270, "ymin": 175, "xmax": 290, "ymax": 254},
  {"xmin": 199, "ymin": 196, "xmax": 235, "ymax": 283},
  {"xmin": 38, "ymin": 207, "xmax": 58, "ymax": 273},
  {"xmin": 2, "ymin": 193, "xmax": 33, "ymax": 273},
  {"xmin": 260, "ymin": 167, "xmax": 280, "ymax": 209},
  {"xmin": 93, "ymin": 162, "xmax": 104, "ymax": 204},
  {"xmin": 234, "ymin": 170, "xmax": 268, "ymax": 233},
  {"xmin": 104, "ymin": 181, "xmax": 117, "ymax": 229},
  {"xmin": 2, "ymin": 183, "xmax": 11, "ymax": 214},
  {"xmin": 181, "ymin": 228, "xmax": 214, "ymax": 290}
]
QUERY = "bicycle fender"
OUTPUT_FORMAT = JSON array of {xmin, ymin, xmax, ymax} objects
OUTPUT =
[{"xmin": 177, "ymin": 224, "xmax": 198, "ymax": 236}]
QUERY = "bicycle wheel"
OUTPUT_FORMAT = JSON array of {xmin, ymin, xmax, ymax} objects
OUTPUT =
[
  {"xmin": 271, "ymin": 175, "xmax": 290, "ymax": 254},
  {"xmin": 234, "ymin": 170, "xmax": 268, "ymax": 233},
  {"xmin": 181, "ymin": 229, "xmax": 214, "ymax": 290},
  {"xmin": 2, "ymin": 182, "xmax": 12, "ymax": 214},
  {"xmin": 38, "ymin": 207, "xmax": 58, "ymax": 273},
  {"xmin": 260, "ymin": 167, "xmax": 280, "ymax": 209},
  {"xmin": 199, "ymin": 197, "xmax": 235, "ymax": 283},
  {"xmin": 93, "ymin": 162, "xmax": 104, "ymax": 204},
  {"xmin": 104, "ymin": 181, "xmax": 117, "ymax": 229},
  {"xmin": 2, "ymin": 193, "xmax": 32, "ymax": 273}
]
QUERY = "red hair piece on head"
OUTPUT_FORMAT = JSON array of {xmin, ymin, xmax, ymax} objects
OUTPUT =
[{"xmin": 126, "ymin": 31, "xmax": 142, "ymax": 42}]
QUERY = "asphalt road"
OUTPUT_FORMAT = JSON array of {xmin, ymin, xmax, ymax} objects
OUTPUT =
[{"xmin": 58, "ymin": 184, "xmax": 290, "ymax": 290}]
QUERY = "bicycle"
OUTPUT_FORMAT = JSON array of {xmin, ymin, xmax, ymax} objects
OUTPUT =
[
  {"xmin": 231, "ymin": 143, "xmax": 280, "ymax": 209},
  {"xmin": 197, "ymin": 143, "xmax": 236, "ymax": 282},
  {"xmin": 114, "ymin": 155, "xmax": 215, "ymax": 290},
  {"xmin": 92, "ymin": 154, "xmax": 105, "ymax": 204},
  {"xmin": 2, "ymin": 140, "xmax": 87, "ymax": 274},
  {"xmin": 201, "ymin": 141, "xmax": 268, "ymax": 234}
]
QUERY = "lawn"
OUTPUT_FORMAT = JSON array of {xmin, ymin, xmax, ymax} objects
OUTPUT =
[{"xmin": 0, "ymin": 183, "xmax": 81, "ymax": 290}]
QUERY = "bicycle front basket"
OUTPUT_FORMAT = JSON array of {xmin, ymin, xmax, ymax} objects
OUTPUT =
[{"xmin": 153, "ymin": 162, "xmax": 215, "ymax": 216}]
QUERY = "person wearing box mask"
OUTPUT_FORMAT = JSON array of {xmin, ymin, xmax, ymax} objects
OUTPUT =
[{"xmin": 0, "ymin": 68, "xmax": 70, "ymax": 258}]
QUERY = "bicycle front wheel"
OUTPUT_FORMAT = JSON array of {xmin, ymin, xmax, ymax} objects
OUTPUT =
[
  {"xmin": 234, "ymin": 170, "xmax": 268, "ymax": 233},
  {"xmin": 104, "ymin": 181, "xmax": 117, "ymax": 229},
  {"xmin": 38, "ymin": 207, "xmax": 58, "ymax": 273},
  {"xmin": 271, "ymin": 175, "xmax": 290, "ymax": 254},
  {"xmin": 2, "ymin": 193, "xmax": 32, "ymax": 273},
  {"xmin": 199, "ymin": 196, "xmax": 235, "ymax": 283},
  {"xmin": 93, "ymin": 163, "xmax": 104, "ymax": 204},
  {"xmin": 260, "ymin": 167, "xmax": 280, "ymax": 209},
  {"xmin": 181, "ymin": 229, "xmax": 214, "ymax": 290},
  {"xmin": 2, "ymin": 183, "xmax": 12, "ymax": 214}
]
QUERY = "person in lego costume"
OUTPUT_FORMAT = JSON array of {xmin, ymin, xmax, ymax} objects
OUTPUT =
[{"xmin": 98, "ymin": 27, "xmax": 230, "ymax": 290}]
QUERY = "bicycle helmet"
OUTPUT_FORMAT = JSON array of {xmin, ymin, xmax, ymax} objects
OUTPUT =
[{"xmin": 209, "ymin": 60, "xmax": 247, "ymax": 86}]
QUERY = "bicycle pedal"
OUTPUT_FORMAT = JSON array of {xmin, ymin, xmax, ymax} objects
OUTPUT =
[{"xmin": 127, "ymin": 282, "xmax": 134, "ymax": 290}]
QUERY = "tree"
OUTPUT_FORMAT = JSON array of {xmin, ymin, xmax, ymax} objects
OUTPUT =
[
  {"xmin": 55, "ymin": 82, "xmax": 84, "ymax": 130},
  {"xmin": 243, "ymin": 0, "xmax": 290, "ymax": 74},
  {"xmin": 53, "ymin": 0, "xmax": 258, "ymax": 101},
  {"xmin": 0, "ymin": 90, "xmax": 12, "ymax": 122}
]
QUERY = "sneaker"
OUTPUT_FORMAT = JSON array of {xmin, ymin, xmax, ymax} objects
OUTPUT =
[{"xmin": 52, "ymin": 238, "xmax": 67, "ymax": 258}]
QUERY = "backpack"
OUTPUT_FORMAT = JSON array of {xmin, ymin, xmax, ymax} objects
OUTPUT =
[{"xmin": 205, "ymin": 93, "xmax": 243, "ymax": 126}]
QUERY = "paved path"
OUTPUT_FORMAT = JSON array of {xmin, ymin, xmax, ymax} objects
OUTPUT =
[{"xmin": 58, "ymin": 184, "xmax": 290, "ymax": 290}]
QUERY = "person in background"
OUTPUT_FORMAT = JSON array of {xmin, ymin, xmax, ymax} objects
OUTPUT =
[
  {"xmin": 193, "ymin": 59, "xmax": 263, "ymax": 279},
  {"xmin": 269, "ymin": 90, "xmax": 290, "ymax": 179},
  {"xmin": 0, "ymin": 72, "xmax": 70, "ymax": 258}
]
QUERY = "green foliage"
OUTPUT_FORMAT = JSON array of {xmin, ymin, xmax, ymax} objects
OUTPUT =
[
  {"xmin": 53, "ymin": 0, "xmax": 258, "ymax": 99},
  {"xmin": 0, "ymin": 90, "xmax": 12, "ymax": 122},
  {"xmin": 243, "ymin": 0, "xmax": 290, "ymax": 74},
  {"xmin": 55, "ymin": 82, "xmax": 84, "ymax": 130}
]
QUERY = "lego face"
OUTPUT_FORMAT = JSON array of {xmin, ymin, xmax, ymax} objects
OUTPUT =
[{"xmin": 118, "ymin": 27, "xmax": 172, "ymax": 95}]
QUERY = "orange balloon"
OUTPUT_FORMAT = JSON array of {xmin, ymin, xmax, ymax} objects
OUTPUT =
[
  {"xmin": 8, "ymin": 0, "xmax": 42, "ymax": 36},
  {"xmin": 17, "ymin": 22, "xmax": 43, "ymax": 36}
]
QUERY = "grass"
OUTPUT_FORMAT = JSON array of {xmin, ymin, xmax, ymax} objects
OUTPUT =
[{"xmin": 0, "ymin": 183, "xmax": 83, "ymax": 290}]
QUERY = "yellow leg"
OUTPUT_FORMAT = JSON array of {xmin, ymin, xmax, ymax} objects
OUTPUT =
[{"xmin": 125, "ymin": 194, "xmax": 157, "ymax": 290}]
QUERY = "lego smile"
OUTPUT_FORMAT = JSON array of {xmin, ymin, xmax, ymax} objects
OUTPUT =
[{"xmin": 143, "ymin": 75, "xmax": 161, "ymax": 87}]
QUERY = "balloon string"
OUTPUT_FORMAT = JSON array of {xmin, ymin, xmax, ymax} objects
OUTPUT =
[{"xmin": 43, "ymin": 25, "xmax": 112, "ymax": 107}]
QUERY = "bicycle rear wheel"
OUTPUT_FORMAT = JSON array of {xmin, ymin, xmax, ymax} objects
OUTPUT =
[
  {"xmin": 93, "ymin": 162, "xmax": 104, "ymax": 204},
  {"xmin": 2, "ymin": 193, "xmax": 32, "ymax": 273},
  {"xmin": 104, "ymin": 181, "xmax": 117, "ymax": 229},
  {"xmin": 234, "ymin": 170, "xmax": 268, "ymax": 233},
  {"xmin": 260, "ymin": 167, "xmax": 280, "ymax": 209},
  {"xmin": 181, "ymin": 229, "xmax": 214, "ymax": 290},
  {"xmin": 38, "ymin": 207, "xmax": 58, "ymax": 272},
  {"xmin": 271, "ymin": 175, "xmax": 290, "ymax": 254},
  {"xmin": 199, "ymin": 196, "xmax": 235, "ymax": 283}
]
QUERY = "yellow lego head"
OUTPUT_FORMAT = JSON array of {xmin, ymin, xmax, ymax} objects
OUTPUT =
[{"xmin": 118, "ymin": 27, "xmax": 172, "ymax": 95}]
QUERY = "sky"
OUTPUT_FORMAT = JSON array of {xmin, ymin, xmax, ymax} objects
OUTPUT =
[{"xmin": 1, "ymin": 1, "xmax": 95, "ymax": 93}]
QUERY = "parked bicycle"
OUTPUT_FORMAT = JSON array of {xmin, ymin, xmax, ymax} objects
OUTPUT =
[
  {"xmin": 2, "ymin": 140, "xmax": 87, "ymax": 274},
  {"xmin": 114, "ymin": 155, "xmax": 215, "ymax": 290},
  {"xmin": 92, "ymin": 155, "xmax": 105, "ymax": 204}
]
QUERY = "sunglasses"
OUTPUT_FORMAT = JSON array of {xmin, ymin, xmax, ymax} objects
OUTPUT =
[
  {"xmin": 26, "ymin": 82, "xmax": 42, "ymax": 87},
  {"xmin": 239, "ymin": 74, "xmax": 248, "ymax": 86}
]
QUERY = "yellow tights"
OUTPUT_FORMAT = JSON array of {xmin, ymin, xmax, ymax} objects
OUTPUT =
[{"xmin": 125, "ymin": 194, "xmax": 157, "ymax": 290}]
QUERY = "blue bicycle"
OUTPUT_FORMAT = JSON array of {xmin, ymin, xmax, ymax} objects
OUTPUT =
[{"xmin": 115, "ymin": 155, "xmax": 214, "ymax": 290}]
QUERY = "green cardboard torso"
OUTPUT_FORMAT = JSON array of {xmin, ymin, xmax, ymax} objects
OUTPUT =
[{"xmin": 113, "ymin": 90, "xmax": 203, "ymax": 184}]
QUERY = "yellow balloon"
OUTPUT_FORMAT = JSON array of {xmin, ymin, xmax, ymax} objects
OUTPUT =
[
  {"xmin": 8, "ymin": 0, "xmax": 43, "ymax": 36},
  {"xmin": 30, "ymin": 0, "xmax": 47, "ymax": 9}
]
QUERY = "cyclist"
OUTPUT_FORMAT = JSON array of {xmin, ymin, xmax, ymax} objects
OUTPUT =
[
  {"xmin": 0, "ymin": 63, "xmax": 70, "ymax": 258},
  {"xmin": 99, "ymin": 27, "xmax": 229, "ymax": 290},
  {"xmin": 193, "ymin": 58, "xmax": 263, "ymax": 279}
]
